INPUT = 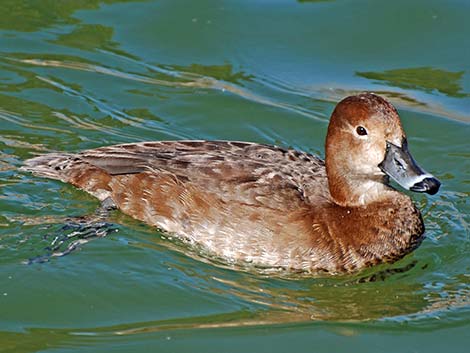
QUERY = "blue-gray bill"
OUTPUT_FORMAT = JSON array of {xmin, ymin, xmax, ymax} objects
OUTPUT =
[{"xmin": 379, "ymin": 139, "xmax": 441, "ymax": 195}]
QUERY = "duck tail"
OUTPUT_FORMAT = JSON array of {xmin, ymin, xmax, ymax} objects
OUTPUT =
[
  {"xmin": 21, "ymin": 153, "xmax": 114, "ymax": 202},
  {"xmin": 20, "ymin": 153, "xmax": 80, "ymax": 183}
]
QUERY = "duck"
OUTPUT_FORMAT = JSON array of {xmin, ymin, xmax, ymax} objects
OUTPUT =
[{"xmin": 21, "ymin": 93, "xmax": 440, "ymax": 274}]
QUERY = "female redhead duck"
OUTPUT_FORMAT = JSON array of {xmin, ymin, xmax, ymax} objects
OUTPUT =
[{"xmin": 22, "ymin": 93, "xmax": 440, "ymax": 274}]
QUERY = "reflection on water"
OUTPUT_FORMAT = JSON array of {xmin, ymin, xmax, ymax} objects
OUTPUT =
[
  {"xmin": 313, "ymin": 86, "xmax": 470, "ymax": 123},
  {"xmin": 170, "ymin": 63, "xmax": 254, "ymax": 85},
  {"xmin": 0, "ymin": 0, "xmax": 141, "ymax": 32},
  {"xmin": 51, "ymin": 24, "xmax": 119, "ymax": 52},
  {"xmin": 2, "ymin": 54, "xmax": 325, "ymax": 129},
  {"xmin": 356, "ymin": 67, "xmax": 468, "ymax": 98}
]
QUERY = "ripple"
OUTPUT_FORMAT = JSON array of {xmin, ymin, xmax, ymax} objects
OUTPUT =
[{"xmin": 9, "ymin": 55, "xmax": 326, "ymax": 123}]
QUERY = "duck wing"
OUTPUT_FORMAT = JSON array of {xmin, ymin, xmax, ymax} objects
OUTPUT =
[
  {"xmin": 23, "ymin": 140, "xmax": 328, "ymax": 210},
  {"xmin": 78, "ymin": 140, "xmax": 327, "ymax": 206}
]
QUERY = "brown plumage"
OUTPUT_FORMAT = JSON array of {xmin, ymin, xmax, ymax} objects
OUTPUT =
[{"xmin": 21, "ymin": 93, "xmax": 440, "ymax": 274}]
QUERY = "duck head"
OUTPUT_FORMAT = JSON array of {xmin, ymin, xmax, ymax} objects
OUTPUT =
[{"xmin": 325, "ymin": 93, "xmax": 440, "ymax": 207}]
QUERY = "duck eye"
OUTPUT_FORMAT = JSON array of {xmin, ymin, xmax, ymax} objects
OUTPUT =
[{"xmin": 356, "ymin": 126, "xmax": 368, "ymax": 136}]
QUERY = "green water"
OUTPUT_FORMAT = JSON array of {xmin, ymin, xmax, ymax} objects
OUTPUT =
[{"xmin": 1, "ymin": 0, "xmax": 469, "ymax": 352}]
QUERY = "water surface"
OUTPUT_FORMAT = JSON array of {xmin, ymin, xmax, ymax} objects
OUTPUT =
[{"xmin": 1, "ymin": 1, "xmax": 469, "ymax": 352}]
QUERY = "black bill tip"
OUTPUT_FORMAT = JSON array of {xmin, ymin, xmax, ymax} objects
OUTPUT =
[{"xmin": 410, "ymin": 177, "xmax": 441, "ymax": 195}]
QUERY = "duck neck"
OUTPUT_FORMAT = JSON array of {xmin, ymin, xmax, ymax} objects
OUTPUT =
[{"xmin": 326, "ymin": 160, "xmax": 390, "ymax": 207}]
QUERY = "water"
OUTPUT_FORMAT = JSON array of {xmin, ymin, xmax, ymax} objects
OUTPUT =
[{"xmin": 0, "ymin": 0, "xmax": 469, "ymax": 352}]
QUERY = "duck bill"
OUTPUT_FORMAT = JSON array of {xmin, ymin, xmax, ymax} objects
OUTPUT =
[{"xmin": 378, "ymin": 139, "xmax": 440, "ymax": 195}]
